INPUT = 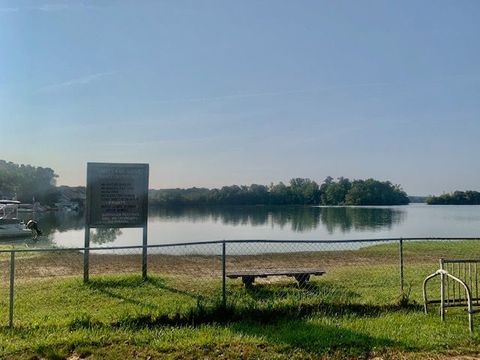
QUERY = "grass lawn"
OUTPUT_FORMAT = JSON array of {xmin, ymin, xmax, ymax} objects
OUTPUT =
[{"xmin": 1, "ymin": 240, "xmax": 480, "ymax": 359}]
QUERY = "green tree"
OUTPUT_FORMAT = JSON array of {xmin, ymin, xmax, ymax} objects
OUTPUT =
[
  {"xmin": 345, "ymin": 179, "xmax": 409, "ymax": 205},
  {"xmin": 0, "ymin": 160, "xmax": 59, "ymax": 205},
  {"xmin": 426, "ymin": 191, "xmax": 480, "ymax": 205},
  {"xmin": 321, "ymin": 177, "xmax": 351, "ymax": 205}
]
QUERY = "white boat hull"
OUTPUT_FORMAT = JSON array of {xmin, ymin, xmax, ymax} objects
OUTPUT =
[{"xmin": 0, "ymin": 201, "xmax": 34, "ymax": 239}]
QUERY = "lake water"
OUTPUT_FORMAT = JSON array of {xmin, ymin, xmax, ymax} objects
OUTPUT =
[{"xmin": 7, "ymin": 204, "xmax": 480, "ymax": 249}]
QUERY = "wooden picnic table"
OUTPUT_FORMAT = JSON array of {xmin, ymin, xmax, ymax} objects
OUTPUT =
[{"xmin": 227, "ymin": 268, "xmax": 326, "ymax": 287}]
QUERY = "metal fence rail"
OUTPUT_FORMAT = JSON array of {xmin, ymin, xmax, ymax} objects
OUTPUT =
[{"xmin": 1, "ymin": 237, "xmax": 480, "ymax": 328}]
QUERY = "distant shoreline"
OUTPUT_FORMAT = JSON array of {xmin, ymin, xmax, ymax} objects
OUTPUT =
[{"xmin": 426, "ymin": 191, "xmax": 480, "ymax": 205}]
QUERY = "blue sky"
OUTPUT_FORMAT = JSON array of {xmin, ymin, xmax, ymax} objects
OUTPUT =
[{"xmin": 1, "ymin": 0, "xmax": 479, "ymax": 195}]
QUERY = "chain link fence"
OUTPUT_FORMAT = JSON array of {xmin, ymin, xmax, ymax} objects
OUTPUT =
[
  {"xmin": 224, "ymin": 239, "xmax": 401, "ymax": 309},
  {"xmin": 1, "ymin": 237, "xmax": 480, "ymax": 328}
]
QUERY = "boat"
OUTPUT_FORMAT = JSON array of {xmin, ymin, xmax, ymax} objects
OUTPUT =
[{"xmin": 0, "ymin": 200, "xmax": 31, "ymax": 238}]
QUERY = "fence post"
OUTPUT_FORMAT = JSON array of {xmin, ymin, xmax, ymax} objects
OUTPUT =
[
  {"xmin": 142, "ymin": 224, "xmax": 148, "ymax": 280},
  {"xmin": 440, "ymin": 258, "xmax": 445, "ymax": 321},
  {"xmin": 222, "ymin": 240, "xmax": 226, "ymax": 308},
  {"xmin": 399, "ymin": 238, "xmax": 404, "ymax": 294},
  {"xmin": 83, "ymin": 225, "xmax": 90, "ymax": 283},
  {"xmin": 9, "ymin": 251, "xmax": 15, "ymax": 329}
]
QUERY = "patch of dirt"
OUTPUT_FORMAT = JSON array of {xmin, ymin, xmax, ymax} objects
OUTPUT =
[{"xmin": 0, "ymin": 247, "xmax": 440, "ymax": 283}]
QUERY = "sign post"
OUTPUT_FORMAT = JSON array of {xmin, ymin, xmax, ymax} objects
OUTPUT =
[{"xmin": 84, "ymin": 163, "xmax": 149, "ymax": 282}]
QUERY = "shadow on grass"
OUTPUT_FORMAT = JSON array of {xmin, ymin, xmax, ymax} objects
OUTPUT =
[
  {"xmin": 1, "ymin": 321, "xmax": 407, "ymax": 360},
  {"xmin": 66, "ymin": 275, "xmax": 420, "ymax": 329},
  {"xmin": 63, "ymin": 295, "xmax": 423, "ymax": 332},
  {"xmin": 233, "ymin": 319, "xmax": 405, "ymax": 358},
  {"xmin": 239, "ymin": 280, "xmax": 361, "ymax": 303},
  {"xmin": 145, "ymin": 276, "xmax": 207, "ymax": 301},
  {"xmin": 84, "ymin": 275, "xmax": 368, "ymax": 317},
  {"xmin": 83, "ymin": 275, "xmax": 206, "ymax": 311},
  {"xmin": 85, "ymin": 276, "xmax": 151, "ymax": 289}
]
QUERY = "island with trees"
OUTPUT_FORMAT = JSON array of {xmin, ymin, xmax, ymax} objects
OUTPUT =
[
  {"xmin": 149, "ymin": 176, "xmax": 410, "ymax": 206},
  {"xmin": 426, "ymin": 191, "xmax": 480, "ymax": 205}
]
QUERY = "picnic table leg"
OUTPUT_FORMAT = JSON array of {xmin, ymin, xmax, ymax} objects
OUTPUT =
[
  {"xmin": 242, "ymin": 276, "xmax": 255, "ymax": 288},
  {"xmin": 294, "ymin": 274, "xmax": 310, "ymax": 287}
]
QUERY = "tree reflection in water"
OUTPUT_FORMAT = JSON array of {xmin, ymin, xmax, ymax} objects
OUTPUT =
[
  {"xmin": 149, "ymin": 206, "xmax": 405, "ymax": 233},
  {"xmin": 91, "ymin": 228, "xmax": 123, "ymax": 244},
  {"xmin": 319, "ymin": 207, "xmax": 405, "ymax": 234},
  {"xmin": 28, "ymin": 206, "xmax": 406, "ymax": 245}
]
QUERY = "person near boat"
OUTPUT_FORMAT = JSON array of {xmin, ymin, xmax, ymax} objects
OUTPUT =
[{"xmin": 26, "ymin": 219, "xmax": 42, "ymax": 240}]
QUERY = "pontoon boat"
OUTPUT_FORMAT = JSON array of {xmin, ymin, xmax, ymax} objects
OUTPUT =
[{"xmin": 0, "ymin": 200, "xmax": 31, "ymax": 238}]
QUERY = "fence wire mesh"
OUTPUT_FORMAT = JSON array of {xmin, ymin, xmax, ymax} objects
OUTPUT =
[
  {"xmin": 146, "ymin": 243, "xmax": 223, "ymax": 303},
  {"xmin": 1, "ymin": 238, "xmax": 480, "ymax": 328},
  {"xmin": 225, "ymin": 240, "xmax": 401, "ymax": 308}
]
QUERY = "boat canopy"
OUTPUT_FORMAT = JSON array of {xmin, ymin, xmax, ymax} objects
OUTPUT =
[
  {"xmin": 0, "ymin": 200, "xmax": 21, "ymax": 219},
  {"xmin": 0, "ymin": 200, "xmax": 21, "ymax": 205}
]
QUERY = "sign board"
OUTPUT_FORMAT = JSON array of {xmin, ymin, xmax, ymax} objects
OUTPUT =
[{"xmin": 86, "ymin": 163, "xmax": 149, "ymax": 228}]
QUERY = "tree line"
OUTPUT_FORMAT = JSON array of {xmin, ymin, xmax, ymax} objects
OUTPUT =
[
  {"xmin": 0, "ymin": 160, "xmax": 59, "ymax": 205},
  {"xmin": 149, "ymin": 177, "xmax": 410, "ymax": 206},
  {"xmin": 426, "ymin": 191, "xmax": 480, "ymax": 205},
  {"xmin": 1, "ymin": 160, "xmax": 410, "ymax": 206}
]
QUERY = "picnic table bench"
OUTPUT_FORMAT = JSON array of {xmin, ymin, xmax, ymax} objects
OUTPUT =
[{"xmin": 227, "ymin": 268, "xmax": 326, "ymax": 287}]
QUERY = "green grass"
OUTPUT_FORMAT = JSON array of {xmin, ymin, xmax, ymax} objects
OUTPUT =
[
  {"xmin": 362, "ymin": 239, "xmax": 480, "ymax": 258},
  {"xmin": 1, "ymin": 240, "xmax": 480, "ymax": 359}
]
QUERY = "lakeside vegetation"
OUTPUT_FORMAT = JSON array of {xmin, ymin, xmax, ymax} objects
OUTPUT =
[
  {"xmin": 149, "ymin": 177, "xmax": 410, "ymax": 206},
  {"xmin": 5, "ymin": 159, "xmax": 480, "ymax": 208},
  {"xmin": 1, "ymin": 160, "xmax": 410, "ymax": 207},
  {"xmin": 0, "ymin": 160, "xmax": 59, "ymax": 205},
  {"xmin": 1, "ymin": 240, "xmax": 480, "ymax": 359},
  {"xmin": 426, "ymin": 191, "xmax": 480, "ymax": 205}
]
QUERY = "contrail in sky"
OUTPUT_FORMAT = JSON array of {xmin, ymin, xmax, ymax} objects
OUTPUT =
[
  {"xmin": 38, "ymin": 71, "xmax": 115, "ymax": 92},
  {"xmin": 152, "ymin": 74, "xmax": 478, "ymax": 105},
  {"xmin": 152, "ymin": 81, "xmax": 394, "ymax": 104}
]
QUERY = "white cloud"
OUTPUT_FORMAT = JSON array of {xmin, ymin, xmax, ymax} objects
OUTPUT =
[
  {"xmin": 0, "ymin": 7, "xmax": 19, "ymax": 13},
  {"xmin": 38, "ymin": 71, "xmax": 116, "ymax": 92},
  {"xmin": 29, "ymin": 3, "xmax": 70, "ymax": 12},
  {"xmin": 0, "ymin": 2, "xmax": 104, "ymax": 13}
]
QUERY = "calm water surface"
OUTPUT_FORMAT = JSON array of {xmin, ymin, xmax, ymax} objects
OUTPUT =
[{"xmin": 6, "ymin": 204, "xmax": 480, "ymax": 249}]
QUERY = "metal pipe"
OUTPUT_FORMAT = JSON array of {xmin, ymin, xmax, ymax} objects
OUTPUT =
[
  {"xmin": 9, "ymin": 252, "xmax": 15, "ymax": 329},
  {"xmin": 399, "ymin": 238, "xmax": 404, "ymax": 294},
  {"xmin": 142, "ymin": 225, "xmax": 148, "ymax": 280},
  {"xmin": 440, "ymin": 259, "xmax": 445, "ymax": 321},
  {"xmin": 222, "ymin": 241, "xmax": 226, "ymax": 308},
  {"xmin": 83, "ymin": 225, "xmax": 90, "ymax": 283}
]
